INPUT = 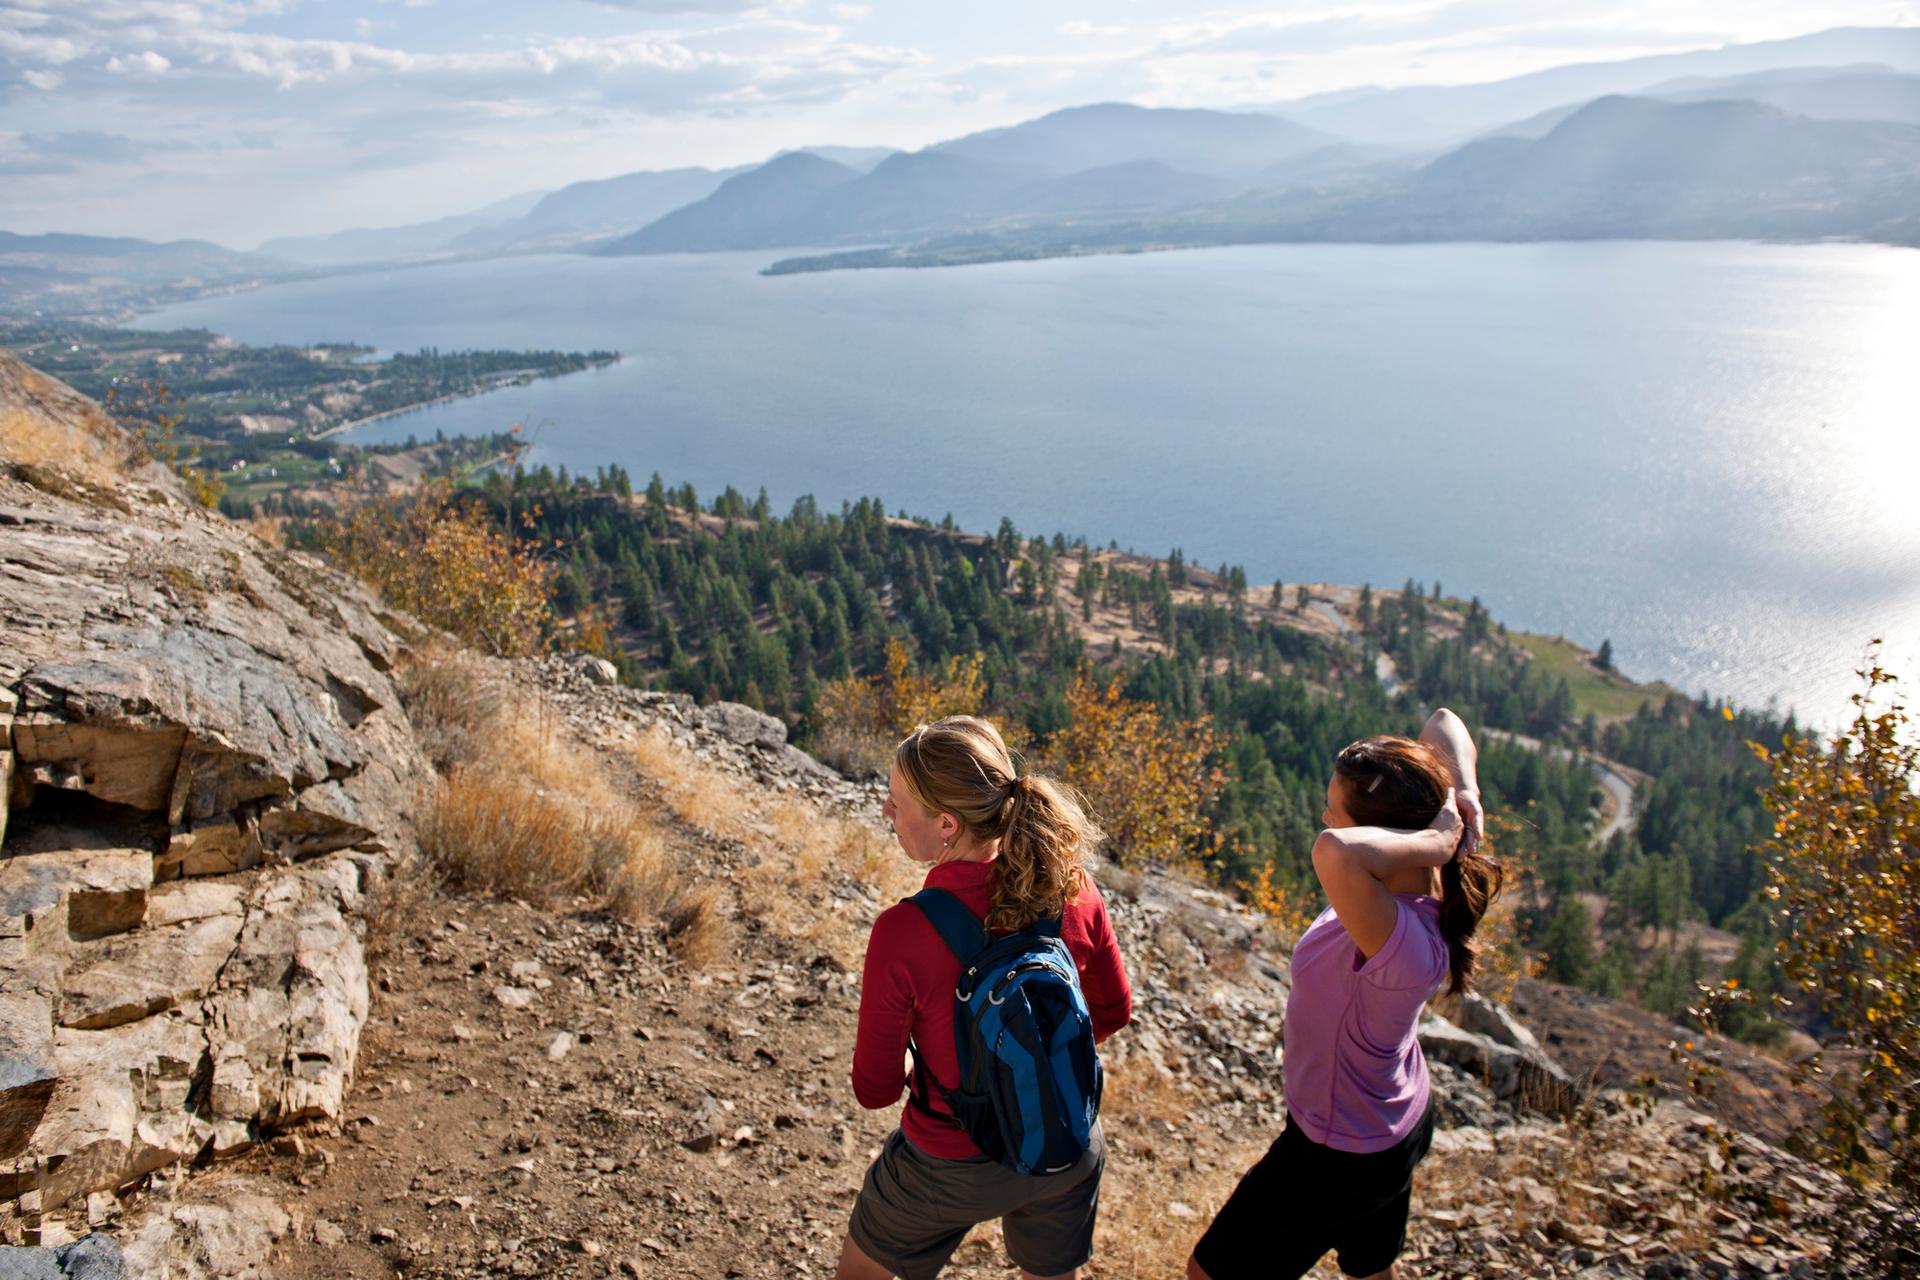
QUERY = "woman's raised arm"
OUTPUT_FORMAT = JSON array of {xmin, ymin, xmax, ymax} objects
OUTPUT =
[
  {"xmin": 1420, "ymin": 707, "xmax": 1483, "ymax": 845},
  {"xmin": 1311, "ymin": 798, "xmax": 1460, "ymax": 958}
]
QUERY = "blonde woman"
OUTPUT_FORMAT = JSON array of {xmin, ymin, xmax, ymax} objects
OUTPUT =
[{"xmin": 836, "ymin": 716, "xmax": 1133, "ymax": 1280}]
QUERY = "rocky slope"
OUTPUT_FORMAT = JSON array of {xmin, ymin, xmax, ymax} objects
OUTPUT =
[
  {"xmin": 246, "ymin": 660, "xmax": 1846, "ymax": 1280},
  {"xmin": 1, "ymin": 356, "xmax": 1855, "ymax": 1278}
]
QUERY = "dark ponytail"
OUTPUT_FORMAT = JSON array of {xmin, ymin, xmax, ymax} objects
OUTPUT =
[
  {"xmin": 1333, "ymin": 736, "xmax": 1505, "ymax": 996},
  {"xmin": 1437, "ymin": 841, "xmax": 1504, "ymax": 996}
]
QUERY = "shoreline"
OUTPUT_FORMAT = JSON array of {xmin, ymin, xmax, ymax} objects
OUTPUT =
[{"xmin": 313, "ymin": 356, "xmax": 621, "ymax": 441}]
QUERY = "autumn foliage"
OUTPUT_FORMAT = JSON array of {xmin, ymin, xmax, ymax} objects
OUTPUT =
[
  {"xmin": 809, "ymin": 637, "xmax": 987, "ymax": 776},
  {"xmin": 1754, "ymin": 652, "xmax": 1919, "ymax": 1203},
  {"xmin": 327, "ymin": 479, "xmax": 554, "ymax": 656},
  {"xmin": 1048, "ymin": 668, "xmax": 1224, "ymax": 866}
]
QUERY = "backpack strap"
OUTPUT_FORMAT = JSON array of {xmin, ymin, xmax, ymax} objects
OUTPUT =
[
  {"xmin": 906, "ymin": 1039, "xmax": 950, "ymax": 1123},
  {"xmin": 906, "ymin": 888, "xmax": 991, "ymax": 964},
  {"xmin": 903, "ymin": 888, "xmax": 991, "ymax": 1128}
]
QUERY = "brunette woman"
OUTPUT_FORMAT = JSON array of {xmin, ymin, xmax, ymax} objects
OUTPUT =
[
  {"xmin": 1188, "ymin": 707, "xmax": 1501, "ymax": 1280},
  {"xmin": 836, "ymin": 716, "xmax": 1132, "ymax": 1280}
]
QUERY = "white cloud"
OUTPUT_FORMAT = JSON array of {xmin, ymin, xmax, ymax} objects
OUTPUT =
[
  {"xmin": 22, "ymin": 68, "xmax": 63, "ymax": 89},
  {"xmin": 830, "ymin": 4, "xmax": 871, "ymax": 19},
  {"xmin": 1059, "ymin": 20, "xmax": 1128, "ymax": 39},
  {"xmin": 105, "ymin": 49, "xmax": 172, "ymax": 74},
  {"xmin": 589, "ymin": 0, "xmax": 769, "ymax": 12}
]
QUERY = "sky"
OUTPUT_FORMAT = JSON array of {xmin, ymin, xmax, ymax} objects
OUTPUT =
[{"xmin": 2, "ymin": 0, "xmax": 1917, "ymax": 247}]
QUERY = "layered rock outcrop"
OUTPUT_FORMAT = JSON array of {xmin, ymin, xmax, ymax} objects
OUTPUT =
[{"xmin": 1, "ymin": 369, "xmax": 426, "ymax": 1244}]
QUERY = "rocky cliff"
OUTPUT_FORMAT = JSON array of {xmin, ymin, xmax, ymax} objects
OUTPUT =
[{"xmin": 1, "ymin": 354, "xmax": 428, "ymax": 1271}]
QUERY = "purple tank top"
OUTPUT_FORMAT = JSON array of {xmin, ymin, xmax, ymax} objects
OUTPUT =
[{"xmin": 1282, "ymin": 894, "xmax": 1449, "ymax": 1153}]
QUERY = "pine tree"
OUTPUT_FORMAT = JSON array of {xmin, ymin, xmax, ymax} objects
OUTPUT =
[{"xmin": 1540, "ymin": 897, "xmax": 1595, "ymax": 984}]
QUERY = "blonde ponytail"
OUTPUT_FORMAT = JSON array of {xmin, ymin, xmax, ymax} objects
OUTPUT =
[{"xmin": 895, "ymin": 718, "xmax": 1101, "ymax": 931}]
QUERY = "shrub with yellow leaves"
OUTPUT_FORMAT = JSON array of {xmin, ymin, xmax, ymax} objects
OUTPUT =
[
  {"xmin": 1239, "ymin": 860, "xmax": 1322, "ymax": 946},
  {"xmin": 1472, "ymin": 810, "xmax": 1542, "ymax": 1004},
  {"xmin": 1048, "ymin": 667, "xmax": 1224, "ymax": 866},
  {"xmin": 326, "ymin": 479, "xmax": 554, "ymax": 656},
  {"xmin": 1753, "ymin": 649, "xmax": 1918, "ymax": 1215},
  {"xmin": 809, "ymin": 636, "xmax": 986, "ymax": 776}
]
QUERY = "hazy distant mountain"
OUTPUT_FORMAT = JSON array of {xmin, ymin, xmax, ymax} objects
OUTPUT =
[
  {"xmin": 602, "ymin": 152, "xmax": 861, "ymax": 254},
  {"xmin": 1663, "ymin": 68, "xmax": 1920, "ymax": 123},
  {"xmin": 782, "ymin": 146, "xmax": 899, "ymax": 173},
  {"xmin": 0, "ymin": 232, "xmax": 289, "ymax": 316},
  {"xmin": 798, "ymin": 150, "xmax": 1048, "ymax": 237},
  {"xmin": 1003, "ymin": 161, "xmax": 1243, "ymax": 214},
  {"xmin": 1382, "ymin": 96, "xmax": 1920, "ymax": 237},
  {"xmin": 607, "ymin": 148, "xmax": 1254, "ymax": 254},
  {"xmin": 937, "ymin": 103, "xmax": 1334, "ymax": 176},
  {"xmin": 0, "ymin": 231, "xmax": 281, "ymax": 274},
  {"xmin": 1486, "ymin": 66, "xmax": 1920, "ymax": 140},
  {"xmin": 768, "ymin": 95, "xmax": 1920, "ymax": 274},
  {"xmin": 1244, "ymin": 143, "xmax": 1428, "ymax": 191},
  {"xmin": 1281, "ymin": 27, "xmax": 1920, "ymax": 146},
  {"xmin": 454, "ymin": 166, "xmax": 748, "ymax": 252},
  {"xmin": 259, "ymin": 190, "xmax": 547, "ymax": 265}
]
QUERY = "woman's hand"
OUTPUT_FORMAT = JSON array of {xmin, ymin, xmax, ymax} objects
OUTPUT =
[
  {"xmin": 1417, "ymin": 788, "xmax": 1464, "ymax": 866},
  {"xmin": 1455, "ymin": 787, "xmax": 1484, "ymax": 856}
]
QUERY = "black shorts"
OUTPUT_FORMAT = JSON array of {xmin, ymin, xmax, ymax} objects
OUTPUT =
[{"xmin": 1192, "ymin": 1102, "xmax": 1436, "ymax": 1280}]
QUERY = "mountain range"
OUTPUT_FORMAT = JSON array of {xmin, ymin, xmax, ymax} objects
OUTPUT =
[
  {"xmin": 1275, "ymin": 25, "xmax": 1920, "ymax": 145},
  {"xmin": 6, "ymin": 24, "xmax": 1920, "ymax": 304}
]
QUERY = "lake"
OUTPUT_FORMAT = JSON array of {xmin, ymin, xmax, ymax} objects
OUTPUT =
[{"xmin": 136, "ymin": 241, "xmax": 1920, "ymax": 727}]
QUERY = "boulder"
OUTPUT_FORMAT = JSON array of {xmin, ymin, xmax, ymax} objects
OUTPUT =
[
  {"xmin": 0, "ymin": 991, "xmax": 55, "ymax": 1161},
  {"xmin": 156, "ymin": 816, "xmax": 260, "ymax": 881},
  {"xmin": 1456, "ymin": 991, "xmax": 1545, "ymax": 1055},
  {"xmin": 28, "ymin": 1013, "xmax": 208, "ymax": 1206},
  {"xmin": 57, "ymin": 914, "xmax": 245, "ymax": 1030},
  {"xmin": 0, "ymin": 1246, "xmax": 62, "ymax": 1278},
  {"xmin": 255, "ymin": 783, "xmax": 374, "ymax": 861},
  {"xmin": 54, "ymin": 1233, "xmax": 125, "ymax": 1280},
  {"xmin": 0, "ymin": 849, "xmax": 152, "ymax": 946},
  {"xmin": 575, "ymin": 655, "xmax": 619, "ymax": 686},
  {"xmin": 141, "ymin": 881, "xmax": 246, "ymax": 930},
  {"xmin": 1419, "ymin": 1012, "xmax": 1581, "ymax": 1116},
  {"xmin": 701, "ymin": 702, "xmax": 787, "ymax": 750},
  {"xmin": 203, "ymin": 857, "xmax": 368, "ymax": 1129},
  {"xmin": 0, "ymin": 470, "xmax": 424, "ymax": 862},
  {"xmin": 118, "ymin": 1189, "xmax": 289, "ymax": 1280},
  {"xmin": 15, "ymin": 624, "xmax": 364, "ymax": 823},
  {"xmin": 776, "ymin": 744, "xmax": 840, "ymax": 781},
  {"xmin": 0, "ymin": 856, "xmax": 370, "ymax": 1207}
]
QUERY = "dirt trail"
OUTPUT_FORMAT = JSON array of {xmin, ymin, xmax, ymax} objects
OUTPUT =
[{"xmin": 240, "ymin": 661, "xmax": 1841, "ymax": 1280}]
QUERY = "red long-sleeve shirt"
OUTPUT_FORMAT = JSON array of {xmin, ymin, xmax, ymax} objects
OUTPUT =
[{"xmin": 851, "ymin": 858, "xmax": 1133, "ymax": 1159}]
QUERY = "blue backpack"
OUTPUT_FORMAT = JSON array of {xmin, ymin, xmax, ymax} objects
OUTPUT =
[{"xmin": 905, "ymin": 887, "xmax": 1104, "ymax": 1175}]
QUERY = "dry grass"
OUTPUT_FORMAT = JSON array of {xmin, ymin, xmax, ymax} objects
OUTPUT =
[
  {"xmin": 661, "ymin": 884, "xmax": 735, "ymax": 968},
  {"xmin": 396, "ymin": 646, "xmax": 507, "ymax": 773},
  {"xmin": 0, "ymin": 402, "xmax": 129, "ymax": 486},
  {"xmin": 399, "ymin": 649, "xmax": 922, "ymax": 971},
  {"xmin": 241, "ymin": 513, "xmax": 285, "ymax": 547},
  {"xmin": 359, "ymin": 848, "xmax": 433, "ymax": 963},
  {"xmin": 402, "ymin": 650, "xmax": 715, "ymax": 959},
  {"xmin": 418, "ymin": 766, "xmax": 594, "ymax": 901},
  {"xmin": 625, "ymin": 723, "xmax": 913, "ymax": 970}
]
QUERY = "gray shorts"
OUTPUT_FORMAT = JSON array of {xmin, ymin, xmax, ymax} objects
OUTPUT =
[{"xmin": 848, "ymin": 1124, "xmax": 1107, "ymax": 1279}]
